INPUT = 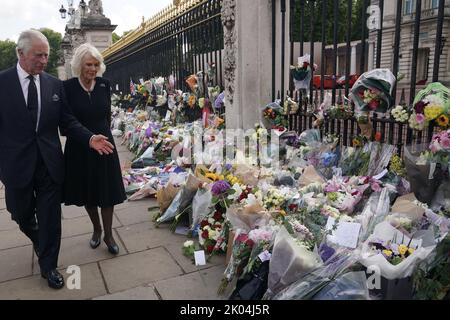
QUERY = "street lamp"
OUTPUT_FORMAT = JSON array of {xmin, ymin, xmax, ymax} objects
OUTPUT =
[
  {"xmin": 59, "ymin": 5, "xmax": 67, "ymax": 19},
  {"xmin": 59, "ymin": 0, "xmax": 85, "ymax": 19}
]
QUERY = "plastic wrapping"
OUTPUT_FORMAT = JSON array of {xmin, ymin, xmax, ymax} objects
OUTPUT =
[
  {"xmin": 349, "ymin": 68, "xmax": 396, "ymax": 113},
  {"xmin": 272, "ymin": 247, "xmax": 358, "ymax": 300},
  {"xmin": 312, "ymin": 272, "xmax": 369, "ymax": 300},
  {"xmin": 358, "ymin": 188, "xmax": 392, "ymax": 243},
  {"xmin": 431, "ymin": 179, "xmax": 450, "ymax": 213},
  {"xmin": 156, "ymin": 174, "xmax": 201, "ymax": 224},
  {"xmin": 404, "ymin": 144, "xmax": 444, "ymax": 205},
  {"xmin": 359, "ymin": 221, "xmax": 437, "ymax": 280},
  {"xmin": 367, "ymin": 142, "xmax": 396, "ymax": 177},
  {"xmin": 226, "ymin": 204, "xmax": 272, "ymax": 232},
  {"xmin": 191, "ymin": 187, "xmax": 213, "ymax": 231},
  {"xmin": 264, "ymin": 227, "xmax": 321, "ymax": 299}
]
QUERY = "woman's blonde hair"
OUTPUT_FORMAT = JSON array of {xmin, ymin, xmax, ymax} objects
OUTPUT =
[{"xmin": 70, "ymin": 43, "xmax": 106, "ymax": 77}]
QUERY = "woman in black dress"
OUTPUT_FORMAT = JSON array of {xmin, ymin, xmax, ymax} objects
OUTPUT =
[{"xmin": 63, "ymin": 43, "xmax": 126, "ymax": 255}]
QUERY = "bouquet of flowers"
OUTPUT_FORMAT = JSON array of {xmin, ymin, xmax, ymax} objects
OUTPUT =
[
  {"xmin": 218, "ymin": 230, "xmax": 255, "ymax": 294},
  {"xmin": 404, "ymin": 142, "xmax": 446, "ymax": 204},
  {"xmin": 326, "ymin": 103, "xmax": 354, "ymax": 120},
  {"xmin": 391, "ymin": 105, "xmax": 409, "ymax": 123},
  {"xmin": 409, "ymin": 82, "xmax": 450, "ymax": 131},
  {"xmin": 350, "ymin": 69, "xmax": 396, "ymax": 113},
  {"xmin": 262, "ymin": 101, "xmax": 288, "ymax": 130},
  {"xmin": 290, "ymin": 54, "xmax": 317, "ymax": 91}
]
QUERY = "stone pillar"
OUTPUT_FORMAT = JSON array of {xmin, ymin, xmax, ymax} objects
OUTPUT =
[
  {"xmin": 351, "ymin": 44, "xmax": 357, "ymax": 75},
  {"xmin": 368, "ymin": 41, "xmax": 375, "ymax": 71},
  {"xmin": 222, "ymin": 0, "xmax": 273, "ymax": 130}
]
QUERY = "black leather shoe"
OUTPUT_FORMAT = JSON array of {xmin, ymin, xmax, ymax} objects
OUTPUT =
[
  {"xmin": 90, "ymin": 236, "xmax": 101, "ymax": 249},
  {"xmin": 104, "ymin": 240, "xmax": 119, "ymax": 255},
  {"xmin": 41, "ymin": 269, "xmax": 65, "ymax": 289},
  {"xmin": 90, "ymin": 231, "xmax": 102, "ymax": 249}
]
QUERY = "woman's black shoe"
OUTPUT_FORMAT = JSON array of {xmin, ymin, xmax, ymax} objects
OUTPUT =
[
  {"xmin": 90, "ymin": 232, "xmax": 102, "ymax": 249},
  {"xmin": 104, "ymin": 239, "xmax": 119, "ymax": 255}
]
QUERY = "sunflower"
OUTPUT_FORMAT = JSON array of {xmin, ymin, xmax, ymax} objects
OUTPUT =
[{"xmin": 436, "ymin": 114, "xmax": 449, "ymax": 128}]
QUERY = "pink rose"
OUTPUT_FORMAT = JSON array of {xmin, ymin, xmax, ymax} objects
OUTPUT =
[
  {"xmin": 416, "ymin": 113, "xmax": 425, "ymax": 124},
  {"xmin": 440, "ymin": 137, "xmax": 450, "ymax": 149},
  {"xmin": 430, "ymin": 140, "xmax": 442, "ymax": 153}
]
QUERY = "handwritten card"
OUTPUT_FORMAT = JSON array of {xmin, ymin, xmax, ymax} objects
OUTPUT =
[
  {"xmin": 326, "ymin": 217, "xmax": 362, "ymax": 249},
  {"xmin": 194, "ymin": 250, "xmax": 206, "ymax": 266},
  {"xmin": 258, "ymin": 250, "xmax": 272, "ymax": 262}
]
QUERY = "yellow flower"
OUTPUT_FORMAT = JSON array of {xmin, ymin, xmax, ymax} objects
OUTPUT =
[
  {"xmin": 408, "ymin": 247, "xmax": 415, "ymax": 255},
  {"xmin": 398, "ymin": 245, "xmax": 408, "ymax": 256},
  {"xmin": 188, "ymin": 95, "xmax": 197, "ymax": 108},
  {"xmin": 436, "ymin": 114, "xmax": 449, "ymax": 128},
  {"xmin": 205, "ymin": 173, "xmax": 218, "ymax": 181},
  {"xmin": 424, "ymin": 105, "xmax": 443, "ymax": 121},
  {"xmin": 383, "ymin": 250, "xmax": 393, "ymax": 258}
]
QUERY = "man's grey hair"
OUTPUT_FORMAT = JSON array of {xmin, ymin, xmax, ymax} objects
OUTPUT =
[
  {"xmin": 70, "ymin": 43, "xmax": 106, "ymax": 78},
  {"xmin": 16, "ymin": 29, "xmax": 49, "ymax": 58}
]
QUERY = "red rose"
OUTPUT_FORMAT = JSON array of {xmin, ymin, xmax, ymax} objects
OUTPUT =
[
  {"xmin": 206, "ymin": 245, "xmax": 215, "ymax": 254},
  {"xmin": 236, "ymin": 233, "xmax": 249, "ymax": 243},
  {"xmin": 375, "ymin": 132, "xmax": 382, "ymax": 142},
  {"xmin": 369, "ymin": 100, "xmax": 379, "ymax": 110},
  {"xmin": 201, "ymin": 230, "xmax": 209, "ymax": 239},
  {"xmin": 246, "ymin": 239, "xmax": 255, "ymax": 248},
  {"xmin": 302, "ymin": 61, "xmax": 309, "ymax": 69},
  {"xmin": 200, "ymin": 220, "xmax": 209, "ymax": 229},
  {"xmin": 288, "ymin": 204, "xmax": 298, "ymax": 211},
  {"xmin": 213, "ymin": 211, "xmax": 223, "ymax": 221}
]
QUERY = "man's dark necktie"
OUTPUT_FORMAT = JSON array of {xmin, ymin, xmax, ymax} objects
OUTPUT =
[{"xmin": 27, "ymin": 75, "xmax": 38, "ymax": 129}]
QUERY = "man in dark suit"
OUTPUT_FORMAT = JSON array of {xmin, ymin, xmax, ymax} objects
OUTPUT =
[{"xmin": 0, "ymin": 30, "xmax": 114, "ymax": 289}]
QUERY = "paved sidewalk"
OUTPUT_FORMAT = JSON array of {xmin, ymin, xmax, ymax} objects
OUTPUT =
[{"xmin": 0, "ymin": 138, "xmax": 226, "ymax": 300}]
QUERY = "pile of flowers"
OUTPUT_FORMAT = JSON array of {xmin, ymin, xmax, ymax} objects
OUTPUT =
[
  {"xmin": 409, "ymin": 82, "xmax": 450, "ymax": 131},
  {"xmin": 357, "ymin": 88, "xmax": 383, "ymax": 111},
  {"xmin": 369, "ymin": 238, "xmax": 416, "ymax": 266},
  {"xmin": 417, "ymin": 129, "xmax": 450, "ymax": 168},
  {"xmin": 391, "ymin": 105, "xmax": 409, "ymax": 123}
]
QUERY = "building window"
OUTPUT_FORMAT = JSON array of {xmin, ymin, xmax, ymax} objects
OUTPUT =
[
  {"xmin": 416, "ymin": 48, "xmax": 430, "ymax": 85},
  {"xmin": 404, "ymin": 0, "xmax": 414, "ymax": 15},
  {"xmin": 431, "ymin": 0, "xmax": 439, "ymax": 9}
]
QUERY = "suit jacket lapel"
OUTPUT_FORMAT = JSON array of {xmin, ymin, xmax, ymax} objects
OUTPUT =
[
  {"xmin": 38, "ymin": 73, "xmax": 51, "ymax": 132},
  {"xmin": 9, "ymin": 67, "xmax": 27, "ymax": 109}
]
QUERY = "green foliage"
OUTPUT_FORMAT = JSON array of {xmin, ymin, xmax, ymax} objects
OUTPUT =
[
  {"xmin": 39, "ymin": 28, "xmax": 62, "ymax": 77},
  {"xmin": 291, "ymin": 0, "xmax": 367, "ymax": 44},
  {"xmin": 112, "ymin": 32, "xmax": 121, "ymax": 44},
  {"xmin": 413, "ymin": 235, "xmax": 450, "ymax": 300},
  {"xmin": 0, "ymin": 39, "xmax": 17, "ymax": 71}
]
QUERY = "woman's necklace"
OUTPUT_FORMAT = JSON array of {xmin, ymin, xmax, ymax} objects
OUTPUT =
[{"xmin": 79, "ymin": 78, "xmax": 96, "ymax": 97}]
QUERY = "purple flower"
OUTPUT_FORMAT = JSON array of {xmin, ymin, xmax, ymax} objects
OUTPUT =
[
  {"xmin": 319, "ymin": 243, "xmax": 336, "ymax": 263},
  {"xmin": 145, "ymin": 127, "xmax": 152, "ymax": 138},
  {"xmin": 414, "ymin": 101, "xmax": 428, "ymax": 114},
  {"xmin": 214, "ymin": 92, "xmax": 225, "ymax": 109},
  {"xmin": 211, "ymin": 180, "xmax": 231, "ymax": 196},
  {"xmin": 225, "ymin": 164, "xmax": 233, "ymax": 171}
]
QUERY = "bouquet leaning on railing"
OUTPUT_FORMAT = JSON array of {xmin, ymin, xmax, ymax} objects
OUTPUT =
[
  {"xmin": 408, "ymin": 82, "xmax": 450, "ymax": 131},
  {"xmin": 349, "ymin": 69, "xmax": 396, "ymax": 114}
]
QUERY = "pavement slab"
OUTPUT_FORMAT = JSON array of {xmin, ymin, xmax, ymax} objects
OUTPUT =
[
  {"xmin": 0, "ymin": 245, "xmax": 33, "ymax": 283},
  {"xmin": 154, "ymin": 265, "xmax": 227, "ymax": 300},
  {"xmin": 93, "ymin": 285, "xmax": 159, "ymax": 300},
  {"xmin": 99, "ymin": 247, "xmax": 183, "ymax": 294},
  {"xmin": 0, "ymin": 263, "xmax": 107, "ymax": 300}
]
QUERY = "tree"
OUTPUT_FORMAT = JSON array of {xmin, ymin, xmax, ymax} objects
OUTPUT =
[
  {"xmin": 39, "ymin": 28, "xmax": 62, "ymax": 77},
  {"xmin": 0, "ymin": 40, "xmax": 17, "ymax": 71},
  {"xmin": 291, "ymin": 0, "xmax": 366, "ymax": 45},
  {"xmin": 112, "ymin": 32, "xmax": 121, "ymax": 44}
]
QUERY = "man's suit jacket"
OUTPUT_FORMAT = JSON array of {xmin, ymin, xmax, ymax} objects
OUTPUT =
[{"xmin": 0, "ymin": 67, "xmax": 93, "ymax": 189}]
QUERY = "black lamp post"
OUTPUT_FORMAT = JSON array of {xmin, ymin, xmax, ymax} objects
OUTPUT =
[{"xmin": 59, "ymin": 0, "xmax": 82, "ymax": 19}]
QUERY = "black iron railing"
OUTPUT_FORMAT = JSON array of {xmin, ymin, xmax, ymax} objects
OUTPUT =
[
  {"xmin": 104, "ymin": 0, "xmax": 223, "ymax": 94},
  {"xmin": 275, "ymin": 0, "xmax": 448, "ymax": 154}
]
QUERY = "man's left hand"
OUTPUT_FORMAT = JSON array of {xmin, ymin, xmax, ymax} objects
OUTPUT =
[{"xmin": 89, "ymin": 135, "xmax": 114, "ymax": 155}]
